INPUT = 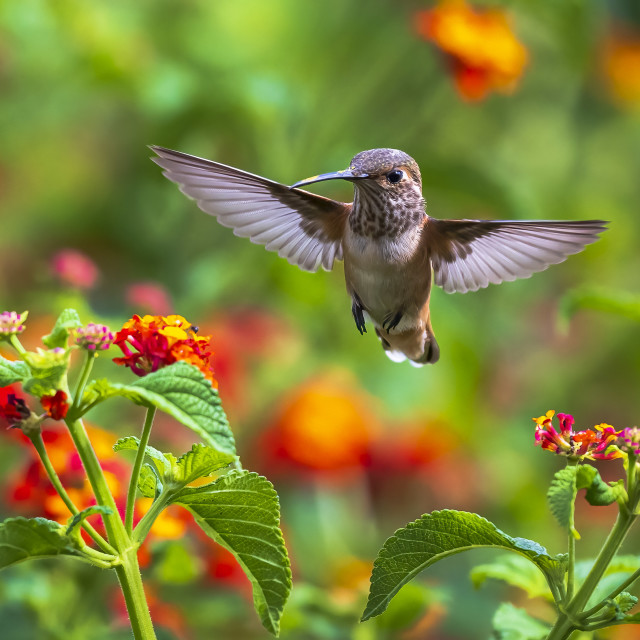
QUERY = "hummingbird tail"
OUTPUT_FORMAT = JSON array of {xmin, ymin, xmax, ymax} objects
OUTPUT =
[{"xmin": 375, "ymin": 327, "xmax": 440, "ymax": 366}]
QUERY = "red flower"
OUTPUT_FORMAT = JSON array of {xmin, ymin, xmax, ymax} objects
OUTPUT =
[
  {"xmin": 415, "ymin": 0, "xmax": 528, "ymax": 102},
  {"xmin": 126, "ymin": 282, "xmax": 173, "ymax": 316},
  {"xmin": 534, "ymin": 411, "xmax": 623, "ymax": 461},
  {"xmin": 0, "ymin": 386, "xmax": 31, "ymax": 427},
  {"xmin": 113, "ymin": 314, "xmax": 216, "ymax": 385},
  {"xmin": 41, "ymin": 390, "xmax": 69, "ymax": 421}
]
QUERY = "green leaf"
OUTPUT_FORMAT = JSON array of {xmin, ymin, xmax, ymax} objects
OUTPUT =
[
  {"xmin": 114, "ymin": 436, "xmax": 174, "ymax": 478},
  {"xmin": 174, "ymin": 470, "xmax": 291, "ymax": 636},
  {"xmin": 154, "ymin": 541, "xmax": 201, "ymax": 585},
  {"xmin": 575, "ymin": 556, "xmax": 640, "ymax": 608},
  {"xmin": 613, "ymin": 592, "xmax": 638, "ymax": 616},
  {"xmin": 87, "ymin": 362, "xmax": 235, "ymax": 454},
  {"xmin": 547, "ymin": 466, "xmax": 578, "ymax": 533},
  {"xmin": 138, "ymin": 465, "xmax": 160, "ymax": 498},
  {"xmin": 577, "ymin": 465, "xmax": 626, "ymax": 506},
  {"xmin": 492, "ymin": 603, "xmax": 550, "ymax": 639},
  {"xmin": 174, "ymin": 444, "xmax": 235, "ymax": 484},
  {"xmin": 65, "ymin": 506, "xmax": 113, "ymax": 538},
  {"xmin": 42, "ymin": 309, "xmax": 82, "ymax": 349},
  {"xmin": 22, "ymin": 348, "xmax": 69, "ymax": 397},
  {"xmin": 362, "ymin": 510, "xmax": 563, "ymax": 622},
  {"xmin": 0, "ymin": 517, "xmax": 86, "ymax": 568},
  {"xmin": 471, "ymin": 553, "xmax": 553, "ymax": 600},
  {"xmin": 0, "ymin": 355, "xmax": 30, "ymax": 387}
]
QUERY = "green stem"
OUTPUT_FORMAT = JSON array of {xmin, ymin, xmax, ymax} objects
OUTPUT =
[
  {"xmin": 133, "ymin": 490, "xmax": 174, "ymax": 545},
  {"xmin": 566, "ymin": 461, "xmax": 579, "ymax": 601},
  {"xmin": 115, "ymin": 548, "xmax": 157, "ymax": 640},
  {"xmin": 9, "ymin": 334, "xmax": 26, "ymax": 356},
  {"xmin": 29, "ymin": 431, "xmax": 116, "ymax": 555},
  {"xmin": 65, "ymin": 415, "xmax": 156, "ymax": 639},
  {"xmin": 72, "ymin": 350, "xmax": 96, "ymax": 411},
  {"xmin": 125, "ymin": 407, "xmax": 157, "ymax": 534},
  {"xmin": 580, "ymin": 565, "xmax": 640, "ymax": 619}
]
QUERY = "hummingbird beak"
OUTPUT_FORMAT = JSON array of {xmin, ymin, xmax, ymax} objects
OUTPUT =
[{"xmin": 290, "ymin": 169, "xmax": 367, "ymax": 190}]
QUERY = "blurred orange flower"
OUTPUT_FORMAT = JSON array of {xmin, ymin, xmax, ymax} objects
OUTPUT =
[
  {"xmin": 259, "ymin": 374, "xmax": 379, "ymax": 477},
  {"xmin": 415, "ymin": 0, "xmax": 528, "ymax": 101},
  {"xmin": 603, "ymin": 30, "xmax": 640, "ymax": 107},
  {"xmin": 113, "ymin": 314, "xmax": 217, "ymax": 385}
]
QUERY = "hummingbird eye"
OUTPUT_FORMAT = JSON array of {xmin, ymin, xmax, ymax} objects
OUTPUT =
[{"xmin": 386, "ymin": 170, "xmax": 404, "ymax": 184}]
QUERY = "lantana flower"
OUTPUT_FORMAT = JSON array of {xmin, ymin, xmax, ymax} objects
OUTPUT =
[
  {"xmin": 113, "ymin": 314, "xmax": 216, "ymax": 385},
  {"xmin": 0, "ymin": 387, "xmax": 31, "ymax": 427},
  {"xmin": 41, "ymin": 390, "xmax": 70, "ymax": 421},
  {"xmin": 75, "ymin": 323, "xmax": 114, "ymax": 351},
  {"xmin": 415, "ymin": 0, "xmax": 528, "ymax": 101},
  {"xmin": 534, "ymin": 410, "xmax": 623, "ymax": 461},
  {"xmin": 0, "ymin": 311, "xmax": 27, "ymax": 337},
  {"xmin": 616, "ymin": 427, "xmax": 640, "ymax": 456}
]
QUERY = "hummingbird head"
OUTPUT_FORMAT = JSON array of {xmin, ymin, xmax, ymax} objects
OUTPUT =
[{"xmin": 290, "ymin": 148, "xmax": 422, "ymax": 194}]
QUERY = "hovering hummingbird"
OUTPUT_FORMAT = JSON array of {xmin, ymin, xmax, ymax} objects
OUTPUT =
[{"xmin": 150, "ymin": 146, "xmax": 606, "ymax": 366}]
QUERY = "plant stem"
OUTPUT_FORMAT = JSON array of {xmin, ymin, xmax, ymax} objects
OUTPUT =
[
  {"xmin": 29, "ymin": 431, "xmax": 116, "ymax": 555},
  {"xmin": 9, "ymin": 334, "xmax": 26, "ymax": 356},
  {"xmin": 566, "ymin": 460, "xmax": 579, "ymax": 601},
  {"xmin": 125, "ymin": 406, "xmax": 157, "ymax": 534},
  {"xmin": 115, "ymin": 548, "xmax": 157, "ymax": 640},
  {"xmin": 72, "ymin": 350, "xmax": 96, "ymax": 411},
  {"xmin": 65, "ymin": 415, "xmax": 156, "ymax": 639}
]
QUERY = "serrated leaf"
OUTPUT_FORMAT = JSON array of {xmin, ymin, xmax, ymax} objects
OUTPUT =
[
  {"xmin": 65, "ymin": 505, "xmax": 113, "ymax": 537},
  {"xmin": 471, "ymin": 553, "xmax": 553, "ymax": 600},
  {"xmin": 547, "ymin": 466, "xmax": 578, "ymax": 532},
  {"xmin": 22, "ymin": 348, "xmax": 69, "ymax": 397},
  {"xmin": 362, "ymin": 510, "xmax": 562, "ymax": 622},
  {"xmin": 174, "ymin": 470, "xmax": 291, "ymax": 636},
  {"xmin": 0, "ymin": 517, "xmax": 86, "ymax": 568},
  {"xmin": 175, "ymin": 444, "xmax": 235, "ymax": 484},
  {"xmin": 139, "ymin": 465, "xmax": 160, "ymax": 498},
  {"xmin": 492, "ymin": 603, "xmax": 550, "ymax": 639},
  {"xmin": 0, "ymin": 356, "xmax": 30, "ymax": 387},
  {"xmin": 42, "ymin": 309, "xmax": 82, "ymax": 349},
  {"xmin": 87, "ymin": 362, "xmax": 235, "ymax": 454},
  {"xmin": 614, "ymin": 592, "xmax": 638, "ymax": 615},
  {"xmin": 114, "ymin": 436, "xmax": 174, "ymax": 478}
]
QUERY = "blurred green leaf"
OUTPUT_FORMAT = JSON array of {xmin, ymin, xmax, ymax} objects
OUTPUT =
[
  {"xmin": 154, "ymin": 541, "xmax": 201, "ymax": 585},
  {"xmin": 373, "ymin": 582, "xmax": 433, "ymax": 632},
  {"xmin": 471, "ymin": 553, "xmax": 552, "ymax": 600},
  {"xmin": 174, "ymin": 470, "xmax": 291, "ymax": 636},
  {"xmin": 0, "ymin": 517, "xmax": 86, "ymax": 568},
  {"xmin": 87, "ymin": 362, "xmax": 235, "ymax": 454},
  {"xmin": 22, "ymin": 349, "xmax": 69, "ymax": 397},
  {"xmin": 558, "ymin": 287, "xmax": 640, "ymax": 331},
  {"xmin": 362, "ymin": 510, "xmax": 562, "ymax": 621},
  {"xmin": 491, "ymin": 602, "xmax": 550, "ymax": 639},
  {"xmin": 0, "ymin": 356, "xmax": 30, "ymax": 387},
  {"xmin": 42, "ymin": 309, "xmax": 82, "ymax": 349},
  {"xmin": 578, "ymin": 465, "xmax": 626, "ymax": 507}
]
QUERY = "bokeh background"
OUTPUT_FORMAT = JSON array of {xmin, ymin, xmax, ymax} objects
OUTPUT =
[{"xmin": 1, "ymin": 0, "xmax": 640, "ymax": 638}]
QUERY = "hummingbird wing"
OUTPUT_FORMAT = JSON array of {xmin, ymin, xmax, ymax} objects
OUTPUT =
[
  {"xmin": 150, "ymin": 146, "xmax": 349, "ymax": 272},
  {"xmin": 425, "ymin": 218, "xmax": 607, "ymax": 294}
]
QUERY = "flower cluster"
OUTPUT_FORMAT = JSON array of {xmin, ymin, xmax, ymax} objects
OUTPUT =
[
  {"xmin": 0, "ymin": 387, "xmax": 31, "ymax": 427},
  {"xmin": 41, "ymin": 390, "xmax": 70, "ymax": 421},
  {"xmin": 113, "ymin": 315, "xmax": 216, "ymax": 384},
  {"xmin": 75, "ymin": 323, "xmax": 114, "ymax": 351},
  {"xmin": 415, "ymin": 0, "xmax": 528, "ymax": 101},
  {"xmin": 616, "ymin": 427, "xmax": 640, "ymax": 456},
  {"xmin": 534, "ymin": 410, "xmax": 623, "ymax": 461},
  {"xmin": 0, "ymin": 311, "xmax": 27, "ymax": 337}
]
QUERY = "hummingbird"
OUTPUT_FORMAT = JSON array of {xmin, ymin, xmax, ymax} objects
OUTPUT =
[{"xmin": 150, "ymin": 146, "xmax": 606, "ymax": 366}]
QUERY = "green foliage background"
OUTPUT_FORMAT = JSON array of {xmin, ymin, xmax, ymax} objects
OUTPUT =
[{"xmin": 1, "ymin": 0, "xmax": 640, "ymax": 638}]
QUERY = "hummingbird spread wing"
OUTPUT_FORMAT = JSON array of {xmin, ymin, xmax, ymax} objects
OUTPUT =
[
  {"xmin": 425, "ymin": 218, "xmax": 607, "ymax": 294},
  {"xmin": 151, "ymin": 146, "xmax": 349, "ymax": 272}
]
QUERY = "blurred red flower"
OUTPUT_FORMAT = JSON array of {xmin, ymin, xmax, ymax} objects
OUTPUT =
[
  {"xmin": 415, "ymin": 0, "xmax": 528, "ymax": 101},
  {"xmin": 50, "ymin": 249, "xmax": 99, "ymax": 290},
  {"xmin": 126, "ymin": 282, "xmax": 173, "ymax": 316},
  {"xmin": 602, "ymin": 29, "xmax": 640, "ymax": 107},
  {"xmin": 40, "ymin": 390, "xmax": 69, "ymax": 421},
  {"xmin": 258, "ymin": 373, "xmax": 379, "ymax": 479},
  {"xmin": 113, "ymin": 314, "xmax": 217, "ymax": 385},
  {"xmin": 0, "ymin": 386, "xmax": 30, "ymax": 427}
]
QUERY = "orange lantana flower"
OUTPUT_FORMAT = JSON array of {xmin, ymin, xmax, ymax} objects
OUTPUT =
[
  {"xmin": 602, "ymin": 31, "xmax": 640, "ymax": 108},
  {"xmin": 113, "ymin": 314, "xmax": 217, "ymax": 386},
  {"xmin": 415, "ymin": 0, "xmax": 528, "ymax": 101}
]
